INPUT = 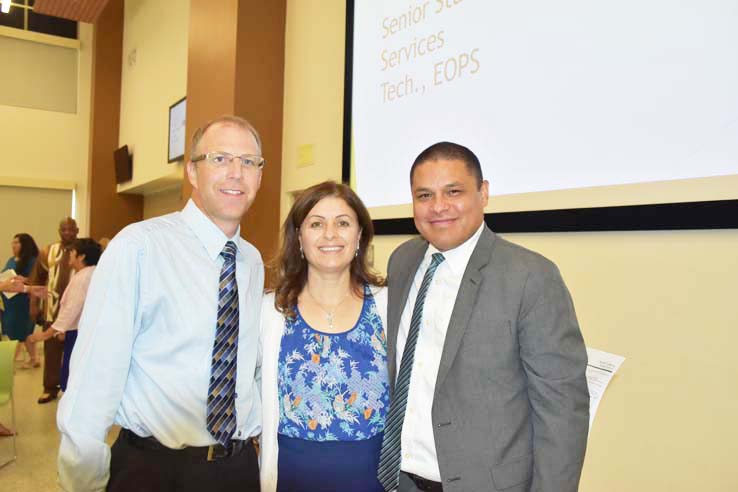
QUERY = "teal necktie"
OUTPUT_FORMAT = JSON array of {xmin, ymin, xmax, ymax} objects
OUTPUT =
[{"xmin": 377, "ymin": 252, "xmax": 446, "ymax": 491}]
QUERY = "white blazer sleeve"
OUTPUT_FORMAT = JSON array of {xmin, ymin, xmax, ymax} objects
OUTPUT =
[{"xmin": 259, "ymin": 292, "xmax": 283, "ymax": 492}]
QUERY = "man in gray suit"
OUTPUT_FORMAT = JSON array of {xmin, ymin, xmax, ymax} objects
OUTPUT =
[{"xmin": 377, "ymin": 142, "xmax": 589, "ymax": 492}]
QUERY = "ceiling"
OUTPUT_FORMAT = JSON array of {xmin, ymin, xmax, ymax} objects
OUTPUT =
[{"xmin": 32, "ymin": 0, "xmax": 111, "ymax": 23}]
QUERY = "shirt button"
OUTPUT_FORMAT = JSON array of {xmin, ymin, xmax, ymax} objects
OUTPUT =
[{"xmin": 237, "ymin": 431, "xmax": 242, "ymax": 437}]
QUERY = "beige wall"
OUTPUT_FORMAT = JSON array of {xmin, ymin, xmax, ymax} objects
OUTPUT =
[
  {"xmin": 142, "ymin": 185, "xmax": 182, "ymax": 220},
  {"xmin": 504, "ymin": 229, "xmax": 738, "ymax": 491},
  {"xmin": 281, "ymin": 1, "xmax": 738, "ymax": 490},
  {"xmin": 118, "ymin": 0, "xmax": 188, "ymax": 196},
  {"xmin": 280, "ymin": 0, "xmax": 346, "ymax": 220},
  {"xmin": 0, "ymin": 25, "xmax": 93, "ymax": 236},
  {"xmin": 0, "ymin": 30, "xmax": 78, "ymax": 114},
  {"xmin": 0, "ymin": 186, "xmax": 73, "ymax": 252}
]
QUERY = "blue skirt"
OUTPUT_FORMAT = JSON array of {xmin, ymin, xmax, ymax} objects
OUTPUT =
[
  {"xmin": 277, "ymin": 433, "xmax": 384, "ymax": 492},
  {"xmin": 0, "ymin": 292, "xmax": 34, "ymax": 341}
]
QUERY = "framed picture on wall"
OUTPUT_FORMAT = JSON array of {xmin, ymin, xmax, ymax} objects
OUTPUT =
[{"xmin": 168, "ymin": 96, "xmax": 186, "ymax": 162}]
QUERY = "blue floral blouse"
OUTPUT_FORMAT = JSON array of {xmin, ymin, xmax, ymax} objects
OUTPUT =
[{"xmin": 277, "ymin": 284, "xmax": 389, "ymax": 442}]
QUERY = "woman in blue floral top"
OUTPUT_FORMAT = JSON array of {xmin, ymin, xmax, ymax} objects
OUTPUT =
[{"xmin": 260, "ymin": 181, "xmax": 388, "ymax": 492}]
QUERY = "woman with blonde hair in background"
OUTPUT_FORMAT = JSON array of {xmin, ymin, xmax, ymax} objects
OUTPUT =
[{"xmin": 260, "ymin": 181, "xmax": 388, "ymax": 492}]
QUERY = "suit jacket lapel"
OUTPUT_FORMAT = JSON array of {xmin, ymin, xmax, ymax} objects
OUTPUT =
[
  {"xmin": 387, "ymin": 240, "xmax": 427, "ymax": 394},
  {"xmin": 434, "ymin": 226, "xmax": 496, "ymax": 395}
]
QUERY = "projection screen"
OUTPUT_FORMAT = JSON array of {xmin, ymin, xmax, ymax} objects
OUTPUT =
[{"xmin": 343, "ymin": 0, "xmax": 738, "ymax": 232}]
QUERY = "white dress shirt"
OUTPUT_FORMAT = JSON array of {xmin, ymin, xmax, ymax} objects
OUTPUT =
[
  {"xmin": 57, "ymin": 200, "xmax": 264, "ymax": 492},
  {"xmin": 396, "ymin": 222, "xmax": 484, "ymax": 482}
]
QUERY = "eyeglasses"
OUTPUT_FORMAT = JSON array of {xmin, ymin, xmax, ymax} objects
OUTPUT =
[{"xmin": 191, "ymin": 151, "xmax": 265, "ymax": 170}]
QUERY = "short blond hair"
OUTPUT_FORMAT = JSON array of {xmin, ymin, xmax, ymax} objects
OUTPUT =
[{"xmin": 190, "ymin": 115, "xmax": 262, "ymax": 157}]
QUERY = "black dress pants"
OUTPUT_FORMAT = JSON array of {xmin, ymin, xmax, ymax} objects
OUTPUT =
[
  {"xmin": 107, "ymin": 430, "xmax": 260, "ymax": 492},
  {"xmin": 42, "ymin": 334, "xmax": 64, "ymax": 394}
]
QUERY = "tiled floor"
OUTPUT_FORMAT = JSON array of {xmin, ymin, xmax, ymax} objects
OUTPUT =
[
  {"xmin": 0, "ymin": 353, "xmax": 61, "ymax": 491},
  {"xmin": 0, "ymin": 346, "xmax": 119, "ymax": 491}
]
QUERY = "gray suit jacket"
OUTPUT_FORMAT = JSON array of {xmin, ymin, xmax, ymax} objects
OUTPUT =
[{"xmin": 387, "ymin": 226, "xmax": 589, "ymax": 492}]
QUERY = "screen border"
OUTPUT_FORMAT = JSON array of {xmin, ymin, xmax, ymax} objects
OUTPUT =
[{"xmin": 341, "ymin": 0, "xmax": 738, "ymax": 234}]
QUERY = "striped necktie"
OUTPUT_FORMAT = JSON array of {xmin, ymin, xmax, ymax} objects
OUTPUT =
[
  {"xmin": 207, "ymin": 241, "xmax": 239, "ymax": 447},
  {"xmin": 377, "ymin": 252, "xmax": 446, "ymax": 491}
]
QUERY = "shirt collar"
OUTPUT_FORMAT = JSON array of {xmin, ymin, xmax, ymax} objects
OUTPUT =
[
  {"xmin": 424, "ymin": 222, "xmax": 485, "ymax": 276},
  {"xmin": 180, "ymin": 199, "xmax": 243, "ymax": 261}
]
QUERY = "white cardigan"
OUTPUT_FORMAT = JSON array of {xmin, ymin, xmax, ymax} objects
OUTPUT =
[{"xmin": 259, "ymin": 287, "xmax": 388, "ymax": 492}]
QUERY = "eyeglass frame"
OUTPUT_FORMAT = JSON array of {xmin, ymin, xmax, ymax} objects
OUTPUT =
[{"xmin": 191, "ymin": 151, "xmax": 265, "ymax": 170}]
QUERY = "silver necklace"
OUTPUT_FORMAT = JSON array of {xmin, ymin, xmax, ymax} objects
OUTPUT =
[{"xmin": 306, "ymin": 286, "xmax": 352, "ymax": 331}]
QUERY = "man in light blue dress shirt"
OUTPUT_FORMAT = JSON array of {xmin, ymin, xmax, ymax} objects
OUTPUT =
[{"xmin": 57, "ymin": 116, "xmax": 266, "ymax": 491}]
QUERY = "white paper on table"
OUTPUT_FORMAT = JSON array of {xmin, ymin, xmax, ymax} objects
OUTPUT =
[
  {"xmin": 0, "ymin": 269, "xmax": 18, "ymax": 299},
  {"xmin": 586, "ymin": 347, "xmax": 625, "ymax": 431}
]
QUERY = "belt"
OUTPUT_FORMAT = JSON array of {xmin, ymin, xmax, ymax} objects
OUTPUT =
[
  {"xmin": 120, "ymin": 428, "xmax": 248, "ymax": 462},
  {"xmin": 403, "ymin": 472, "xmax": 444, "ymax": 492}
]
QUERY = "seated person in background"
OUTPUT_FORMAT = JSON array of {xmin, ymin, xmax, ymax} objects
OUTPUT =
[
  {"xmin": 260, "ymin": 181, "xmax": 388, "ymax": 492},
  {"xmin": 28, "ymin": 238, "xmax": 102, "ymax": 392}
]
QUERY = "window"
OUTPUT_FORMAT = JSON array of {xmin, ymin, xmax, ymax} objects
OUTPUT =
[{"xmin": 0, "ymin": 0, "xmax": 77, "ymax": 39}]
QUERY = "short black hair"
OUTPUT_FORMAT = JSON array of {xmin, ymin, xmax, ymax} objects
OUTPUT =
[
  {"xmin": 73, "ymin": 238, "xmax": 103, "ymax": 266},
  {"xmin": 410, "ymin": 141, "xmax": 484, "ymax": 187}
]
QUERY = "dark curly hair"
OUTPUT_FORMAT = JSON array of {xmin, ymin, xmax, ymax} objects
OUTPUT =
[
  {"xmin": 270, "ymin": 181, "xmax": 385, "ymax": 318},
  {"xmin": 14, "ymin": 233, "xmax": 39, "ymax": 276}
]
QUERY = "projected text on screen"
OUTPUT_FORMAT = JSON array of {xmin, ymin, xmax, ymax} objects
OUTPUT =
[{"xmin": 351, "ymin": 0, "xmax": 738, "ymax": 213}]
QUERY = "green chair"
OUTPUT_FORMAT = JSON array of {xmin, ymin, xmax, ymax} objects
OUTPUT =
[{"xmin": 0, "ymin": 340, "xmax": 17, "ymax": 468}]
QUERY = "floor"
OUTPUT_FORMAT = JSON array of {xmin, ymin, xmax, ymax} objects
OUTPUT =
[
  {"xmin": 0, "ymin": 344, "xmax": 118, "ymax": 491},
  {"xmin": 1, "ymin": 348, "xmax": 61, "ymax": 491}
]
